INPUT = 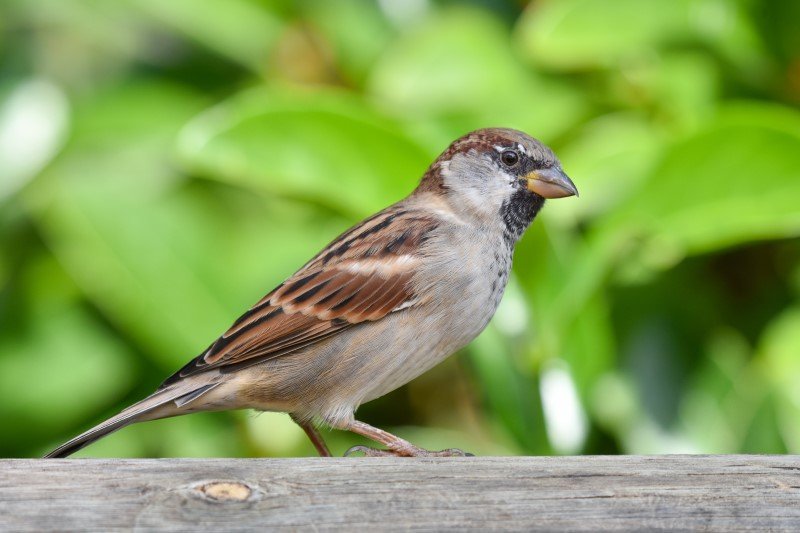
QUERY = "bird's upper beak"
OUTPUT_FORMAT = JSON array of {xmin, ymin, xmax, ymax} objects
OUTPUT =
[{"xmin": 525, "ymin": 168, "xmax": 579, "ymax": 199}]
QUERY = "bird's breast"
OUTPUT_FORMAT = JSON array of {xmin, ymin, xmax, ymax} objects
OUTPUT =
[
  {"xmin": 352, "ymin": 229, "xmax": 514, "ymax": 406},
  {"xmin": 415, "ymin": 226, "xmax": 515, "ymax": 352}
]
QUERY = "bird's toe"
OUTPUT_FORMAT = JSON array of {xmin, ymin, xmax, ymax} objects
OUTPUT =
[{"xmin": 344, "ymin": 445, "xmax": 400, "ymax": 457}]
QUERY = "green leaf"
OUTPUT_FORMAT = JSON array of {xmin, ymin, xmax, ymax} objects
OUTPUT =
[
  {"xmin": 27, "ymin": 82, "xmax": 338, "ymax": 370},
  {"xmin": 467, "ymin": 321, "xmax": 550, "ymax": 455},
  {"xmin": 551, "ymin": 112, "xmax": 665, "ymax": 224},
  {"xmin": 645, "ymin": 53, "xmax": 720, "ymax": 125},
  {"xmin": 516, "ymin": 0, "xmax": 692, "ymax": 69},
  {"xmin": 679, "ymin": 329, "xmax": 751, "ymax": 453},
  {"xmin": 616, "ymin": 102, "xmax": 800, "ymax": 269},
  {"xmin": 0, "ymin": 79, "xmax": 70, "ymax": 201},
  {"xmin": 0, "ymin": 305, "xmax": 135, "ymax": 432},
  {"xmin": 516, "ymin": 0, "xmax": 771, "ymax": 92},
  {"xmin": 758, "ymin": 306, "xmax": 800, "ymax": 409},
  {"xmin": 0, "ymin": 254, "xmax": 135, "ymax": 451},
  {"xmin": 370, "ymin": 7, "xmax": 529, "ymax": 114},
  {"xmin": 603, "ymin": 52, "xmax": 721, "ymax": 125},
  {"xmin": 740, "ymin": 395, "xmax": 788, "ymax": 454},
  {"xmin": 300, "ymin": 0, "xmax": 394, "ymax": 87},
  {"xmin": 368, "ymin": 6, "xmax": 588, "ymax": 142},
  {"xmin": 130, "ymin": 0, "xmax": 282, "ymax": 71},
  {"xmin": 178, "ymin": 86, "xmax": 432, "ymax": 217},
  {"xmin": 559, "ymin": 294, "xmax": 616, "ymax": 399},
  {"xmin": 539, "ymin": 102, "xmax": 800, "ymax": 363}
]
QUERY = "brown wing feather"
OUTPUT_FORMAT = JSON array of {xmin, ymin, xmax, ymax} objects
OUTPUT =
[{"xmin": 160, "ymin": 206, "xmax": 437, "ymax": 387}]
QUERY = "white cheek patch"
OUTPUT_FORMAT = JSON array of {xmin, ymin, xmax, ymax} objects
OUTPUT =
[
  {"xmin": 463, "ymin": 184, "xmax": 492, "ymax": 208},
  {"xmin": 443, "ymin": 152, "xmax": 518, "ymax": 220}
]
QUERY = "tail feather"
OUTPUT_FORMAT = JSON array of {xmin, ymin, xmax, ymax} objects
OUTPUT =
[{"xmin": 44, "ymin": 382, "xmax": 221, "ymax": 458}]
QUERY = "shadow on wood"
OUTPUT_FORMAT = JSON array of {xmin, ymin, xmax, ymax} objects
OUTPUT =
[{"xmin": 2, "ymin": 456, "xmax": 799, "ymax": 530}]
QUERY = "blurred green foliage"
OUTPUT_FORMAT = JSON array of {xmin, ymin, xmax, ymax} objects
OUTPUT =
[{"xmin": 1, "ymin": 0, "xmax": 799, "ymax": 458}]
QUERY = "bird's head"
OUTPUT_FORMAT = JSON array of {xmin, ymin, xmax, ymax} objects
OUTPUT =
[{"xmin": 416, "ymin": 128, "xmax": 577, "ymax": 238}]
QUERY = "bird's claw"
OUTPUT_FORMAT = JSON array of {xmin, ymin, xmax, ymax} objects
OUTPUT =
[
  {"xmin": 440, "ymin": 448, "xmax": 475, "ymax": 457},
  {"xmin": 344, "ymin": 445, "xmax": 396, "ymax": 457},
  {"xmin": 344, "ymin": 445, "xmax": 474, "ymax": 457}
]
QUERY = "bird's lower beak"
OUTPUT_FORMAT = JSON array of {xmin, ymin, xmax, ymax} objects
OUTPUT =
[{"xmin": 525, "ymin": 168, "xmax": 579, "ymax": 199}]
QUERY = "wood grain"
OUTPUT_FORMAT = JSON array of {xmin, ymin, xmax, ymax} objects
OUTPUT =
[{"xmin": 2, "ymin": 456, "xmax": 799, "ymax": 531}]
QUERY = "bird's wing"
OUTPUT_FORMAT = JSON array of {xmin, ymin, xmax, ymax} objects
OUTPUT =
[{"xmin": 160, "ymin": 207, "xmax": 437, "ymax": 386}]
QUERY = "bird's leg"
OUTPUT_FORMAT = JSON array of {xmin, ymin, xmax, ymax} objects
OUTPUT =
[
  {"xmin": 343, "ymin": 419, "xmax": 472, "ymax": 457},
  {"xmin": 291, "ymin": 414, "xmax": 332, "ymax": 457}
]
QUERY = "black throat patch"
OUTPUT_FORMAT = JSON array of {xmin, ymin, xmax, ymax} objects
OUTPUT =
[{"xmin": 500, "ymin": 189, "xmax": 545, "ymax": 243}]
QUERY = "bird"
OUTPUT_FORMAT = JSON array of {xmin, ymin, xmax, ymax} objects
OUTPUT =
[{"xmin": 45, "ymin": 127, "xmax": 577, "ymax": 458}]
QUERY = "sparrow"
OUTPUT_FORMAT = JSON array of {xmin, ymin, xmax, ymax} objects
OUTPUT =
[{"xmin": 45, "ymin": 128, "xmax": 577, "ymax": 458}]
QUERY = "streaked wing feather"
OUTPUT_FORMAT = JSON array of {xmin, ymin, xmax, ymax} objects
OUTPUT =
[{"xmin": 159, "ymin": 207, "xmax": 437, "ymax": 387}]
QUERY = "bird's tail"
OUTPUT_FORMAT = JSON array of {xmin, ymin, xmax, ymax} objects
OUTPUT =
[{"xmin": 44, "ymin": 382, "xmax": 220, "ymax": 458}]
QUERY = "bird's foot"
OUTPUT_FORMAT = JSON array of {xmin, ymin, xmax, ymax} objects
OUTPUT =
[{"xmin": 344, "ymin": 444, "xmax": 474, "ymax": 457}]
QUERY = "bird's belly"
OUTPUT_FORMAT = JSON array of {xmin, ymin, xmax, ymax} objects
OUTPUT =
[
  {"xmin": 241, "ymin": 290, "xmax": 501, "ymax": 427},
  {"xmin": 358, "ymin": 319, "xmax": 486, "ymax": 405}
]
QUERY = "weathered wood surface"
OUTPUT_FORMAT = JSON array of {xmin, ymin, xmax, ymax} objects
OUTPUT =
[{"xmin": 1, "ymin": 456, "xmax": 799, "ymax": 531}]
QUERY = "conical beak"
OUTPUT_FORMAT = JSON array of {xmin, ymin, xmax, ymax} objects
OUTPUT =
[{"xmin": 525, "ymin": 168, "xmax": 578, "ymax": 199}]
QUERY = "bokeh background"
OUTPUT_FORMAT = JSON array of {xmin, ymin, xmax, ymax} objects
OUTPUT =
[{"xmin": 2, "ymin": 0, "xmax": 799, "ymax": 458}]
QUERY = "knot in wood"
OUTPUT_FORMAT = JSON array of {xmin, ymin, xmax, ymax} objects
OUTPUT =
[{"xmin": 197, "ymin": 481, "xmax": 252, "ymax": 502}]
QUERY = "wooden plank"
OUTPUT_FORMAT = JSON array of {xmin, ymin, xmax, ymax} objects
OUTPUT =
[{"xmin": 1, "ymin": 456, "xmax": 799, "ymax": 531}]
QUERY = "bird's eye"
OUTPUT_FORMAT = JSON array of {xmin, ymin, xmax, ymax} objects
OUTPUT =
[{"xmin": 501, "ymin": 150, "xmax": 519, "ymax": 167}]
